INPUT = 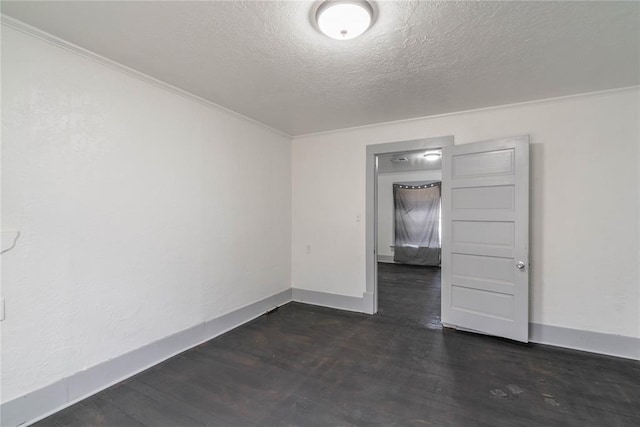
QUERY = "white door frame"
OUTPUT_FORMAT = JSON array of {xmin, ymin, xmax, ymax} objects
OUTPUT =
[{"xmin": 364, "ymin": 136, "xmax": 454, "ymax": 314}]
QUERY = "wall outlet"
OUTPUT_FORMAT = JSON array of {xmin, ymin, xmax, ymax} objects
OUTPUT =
[
  {"xmin": 356, "ymin": 214, "xmax": 361, "ymax": 222},
  {"xmin": 0, "ymin": 298, "xmax": 5, "ymax": 321},
  {"xmin": 305, "ymin": 244, "xmax": 311, "ymax": 254}
]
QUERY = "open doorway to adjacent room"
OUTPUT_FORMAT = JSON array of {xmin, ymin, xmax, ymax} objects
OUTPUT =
[
  {"xmin": 367, "ymin": 135, "xmax": 530, "ymax": 342},
  {"xmin": 364, "ymin": 136, "xmax": 453, "ymax": 316},
  {"xmin": 375, "ymin": 149, "xmax": 443, "ymax": 325}
]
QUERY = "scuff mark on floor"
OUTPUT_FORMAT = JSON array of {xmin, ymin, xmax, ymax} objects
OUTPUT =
[
  {"xmin": 543, "ymin": 394, "xmax": 560, "ymax": 406},
  {"xmin": 506, "ymin": 384, "xmax": 524, "ymax": 395},
  {"xmin": 490, "ymin": 389, "xmax": 508, "ymax": 397}
]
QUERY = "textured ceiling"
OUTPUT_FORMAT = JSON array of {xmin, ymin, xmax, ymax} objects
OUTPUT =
[{"xmin": 2, "ymin": 1, "xmax": 639, "ymax": 135}]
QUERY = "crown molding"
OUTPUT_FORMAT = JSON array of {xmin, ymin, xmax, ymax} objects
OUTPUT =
[
  {"xmin": 1, "ymin": 15, "xmax": 291, "ymax": 139},
  {"xmin": 294, "ymin": 85, "xmax": 640, "ymax": 139}
]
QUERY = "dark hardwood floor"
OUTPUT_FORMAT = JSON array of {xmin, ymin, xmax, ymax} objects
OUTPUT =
[{"xmin": 37, "ymin": 263, "xmax": 639, "ymax": 426}]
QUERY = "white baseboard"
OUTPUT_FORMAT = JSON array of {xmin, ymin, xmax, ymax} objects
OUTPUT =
[
  {"xmin": 529, "ymin": 323, "xmax": 639, "ymax": 361},
  {"xmin": 4, "ymin": 289, "xmax": 637, "ymax": 427},
  {"xmin": 377, "ymin": 255, "xmax": 395, "ymax": 263},
  {"xmin": 445, "ymin": 321, "xmax": 639, "ymax": 361},
  {"xmin": 289, "ymin": 289, "xmax": 640, "ymax": 360},
  {"xmin": 362, "ymin": 291, "xmax": 375, "ymax": 314},
  {"xmin": 291, "ymin": 288, "xmax": 365, "ymax": 313},
  {"xmin": 0, "ymin": 288, "xmax": 292, "ymax": 427}
]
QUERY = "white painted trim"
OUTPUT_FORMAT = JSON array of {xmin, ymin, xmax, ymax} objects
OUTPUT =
[
  {"xmin": 291, "ymin": 288, "xmax": 365, "ymax": 313},
  {"xmin": 3, "ymin": 16, "xmax": 637, "ymax": 141},
  {"xmin": 0, "ymin": 289, "xmax": 292, "ymax": 427},
  {"xmin": 0, "ymin": 15, "xmax": 291, "ymax": 139},
  {"xmin": 362, "ymin": 292, "xmax": 375, "ymax": 315},
  {"xmin": 294, "ymin": 85, "xmax": 640, "ymax": 138},
  {"xmin": 377, "ymin": 255, "xmax": 395, "ymax": 263},
  {"xmin": 2, "ymin": 288, "xmax": 637, "ymax": 427},
  {"xmin": 529, "ymin": 323, "xmax": 640, "ymax": 361},
  {"xmin": 290, "ymin": 289, "xmax": 640, "ymax": 361},
  {"xmin": 366, "ymin": 136, "xmax": 454, "ymax": 315}
]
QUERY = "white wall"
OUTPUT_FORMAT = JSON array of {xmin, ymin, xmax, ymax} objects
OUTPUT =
[
  {"xmin": 2, "ymin": 21, "xmax": 639, "ymax": 408},
  {"xmin": 0, "ymin": 27, "xmax": 291, "ymax": 403},
  {"xmin": 292, "ymin": 87, "xmax": 640, "ymax": 339},
  {"xmin": 377, "ymin": 170, "xmax": 442, "ymax": 259}
]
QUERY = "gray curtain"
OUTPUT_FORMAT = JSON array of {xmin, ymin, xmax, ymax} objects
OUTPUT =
[{"xmin": 393, "ymin": 182, "xmax": 441, "ymax": 266}]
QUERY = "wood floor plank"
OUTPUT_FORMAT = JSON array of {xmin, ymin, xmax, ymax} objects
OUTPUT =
[
  {"xmin": 35, "ymin": 394, "xmax": 146, "ymax": 427},
  {"xmin": 34, "ymin": 263, "xmax": 640, "ymax": 426},
  {"xmin": 96, "ymin": 380, "xmax": 208, "ymax": 427}
]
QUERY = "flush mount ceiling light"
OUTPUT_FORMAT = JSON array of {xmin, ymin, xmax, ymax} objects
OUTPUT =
[
  {"xmin": 316, "ymin": 1, "xmax": 374, "ymax": 40},
  {"xmin": 423, "ymin": 151, "xmax": 442, "ymax": 161}
]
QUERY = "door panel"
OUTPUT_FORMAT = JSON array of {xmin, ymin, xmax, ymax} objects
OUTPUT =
[
  {"xmin": 452, "ymin": 149, "xmax": 515, "ymax": 178},
  {"xmin": 450, "ymin": 286, "xmax": 514, "ymax": 319},
  {"xmin": 442, "ymin": 136, "xmax": 529, "ymax": 342},
  {"xmin": 451, "ymin": 253, "xmax": 515, "ymax": 284},
  {"xmin": 452, "ymin": 186, "xmax": 515, "ymax": 211},
  {"xmin": 451, "ymin": 222, "xmax": 515, "ymax": 258}
]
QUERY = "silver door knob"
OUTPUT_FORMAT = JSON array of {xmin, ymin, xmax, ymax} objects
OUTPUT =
[{"xmin": 516, "ymin": 261, "xmax": 526, "ymax": 271}]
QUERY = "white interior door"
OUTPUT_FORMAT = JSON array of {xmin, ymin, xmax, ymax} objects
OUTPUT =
[{"xmin": 441, "ymin": 136, "xmax": 529, "ymax": 342}]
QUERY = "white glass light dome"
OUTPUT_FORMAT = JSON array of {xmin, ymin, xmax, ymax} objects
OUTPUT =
[
  {"xmin": 423, "ymin": 151, "xmax": 442, "ymax": 161},
  {"xmin": 316, "ymin": 1, "xmax": 374, "ymax": 40}
]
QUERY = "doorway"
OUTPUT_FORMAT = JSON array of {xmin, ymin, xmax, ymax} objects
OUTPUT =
[
  {"xmin": 375, "ymin": 150, "xmax": 443, "ymax": 320},
  {"xmin": 364, "ymin": 136, "xmax": 454, "ymax": 315},
  {"xmin": 366, "ymin": 135, "xmax": 530, "ymax": 343}
]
